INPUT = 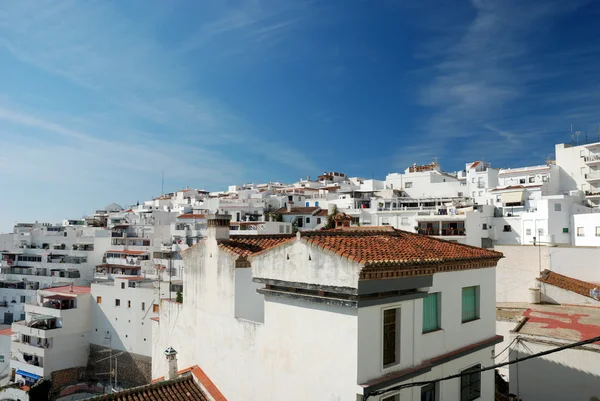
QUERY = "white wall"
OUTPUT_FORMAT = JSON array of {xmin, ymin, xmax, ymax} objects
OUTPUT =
[
  {"xmin": 234, "ymin": 268, "xmax": 264, "ymax": 323},
  {"xmin": 509, "ymin": 336, "xmax": 600, "ymax": 401},
  {"xmin": 572, "ymin": 213, "xmax": 600, "ymax": 246},
  {"xmin": 90, "ymin": 280, "xmax": 159, "ymax": 357},
  {"xmin": 0, "ymin": 331, "xmax": 11, "ymax": 385}
]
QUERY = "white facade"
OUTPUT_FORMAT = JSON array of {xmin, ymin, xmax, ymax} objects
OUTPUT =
[
  {"xmin": 11, "ymin": 286, "xmax": 91, "ymax": 384},
  {"xmin": 90, "ymin": 278, "xmax": 161, "ymax": 357},
  {"xmin": 556, "ymin": 141, "xmax": 600, "ymax": 208},
  {"xmin": 572, "ymin": 212, "xmax": 600, "ymax": 246},
  {"xmin": 152, "ymin": 219, "xmax": 501, "ymax": 401}
]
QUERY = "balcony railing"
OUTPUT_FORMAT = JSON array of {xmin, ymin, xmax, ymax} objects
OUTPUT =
[
  {"xmin": 584, "ymin": 155, "xmax": 600, "ymax": 163},
  {"xmin": 418, "ymin": 229, "xmax": 465, "ymax": 236},
  {"xmin": 586, "ymin": 172, "xmax": 600, "ymax": 180}
]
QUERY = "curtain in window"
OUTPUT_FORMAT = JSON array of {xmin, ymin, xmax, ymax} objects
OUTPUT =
[
  {"xmin": 462, "ymin": 287, "xmax": 477, "ymax": 322},
  {"xmin": 422, "ymin": 293, "xmax": 439, "ymax": 332}
]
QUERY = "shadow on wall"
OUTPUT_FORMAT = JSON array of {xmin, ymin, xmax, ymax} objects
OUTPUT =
[
  {"xmin": 509, "ymin": 349, "xmax": 600, "ymax": 401},
  {"xmin": 86, "ymin": 344, "xmax": 152, "ymax": 388}
]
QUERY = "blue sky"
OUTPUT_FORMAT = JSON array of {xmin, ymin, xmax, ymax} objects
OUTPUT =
[{"xmin": 1, "ymin": 0, "xmax": 600, "ymax": 231}]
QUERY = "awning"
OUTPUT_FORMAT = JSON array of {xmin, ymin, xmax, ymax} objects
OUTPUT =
[
  {"xmin": 44, "ymin": 295, "xmax": 73, "ymax": 301},
  {"xmin": 502, "ymin": 190, "xmax": 525, "ymax": 204},
  {"xmin": 16, "ymin": 370, "xmax": 40, "ymax": 380}
]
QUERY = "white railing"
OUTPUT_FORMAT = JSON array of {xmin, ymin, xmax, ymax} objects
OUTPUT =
[
  {"xmin": 584, "ymin": 154, "xmax": 600, "ymax": 163},
  {"xmin": 586, "ymin": 171, "xmax": 600, "ymax": 180}
]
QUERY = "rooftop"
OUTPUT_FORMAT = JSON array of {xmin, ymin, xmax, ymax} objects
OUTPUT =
[
  {"xmin": 514, "ymin": 303, "xmax": 600, "ymax": 344},
  {"xmin": 42, "ymin": 285, "xmax": 91, "ymax": 295},
  {"xmin": 107, "ymin": 250, "xmax": 147, "ymax": 255},
  {"xmin": 0, "ymin": 327, "xmax": 13, "ymax": 336},
  {"xmin": 537, "ymin": 269, "xmax": 599, "ymax": 299},
  {"xmin": 177, "ymin": 214, "xmax": 206, "ymax": 219},
  {"xmin": 218, "ymin": 235, "xmax": 296, "ymax": 258},
  {"xmin": 86, "ymin": 375, "xmax": 208, "ymax": 401}
]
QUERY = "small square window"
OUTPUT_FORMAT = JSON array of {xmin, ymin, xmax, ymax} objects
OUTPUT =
[
  {"xmin": 529, "ymin": 176, "xmax": 535, "ymax": 183},
  {"xmin": 482, "ymin": 223, "xmax": 487, "ymax": 230},
  {"xmin": 471, "ymin": 178, "xmax": 476, "ymax": 183},
  {"xmin": 405, "ymin": 182, "xmax": 412, "ymax": 188},
  {"xmin": 127, "ymin": 300, "xmax": 131, "ymax": 308},
  {"xmin": 121, "ymin": 282, "xmax": 125, "ymax": 289},
  {"xmin": 96, "ymin": 296, "xmax": 102, "ymax": 304},
  {"xmin": 563, "ymin": 227, "xmax": 569, "ymax": 233},
  {"xmin": 577, "ymin": 227, "xmax": 585, "ymax": 237},
  {"xmin": 554, "ymin": 203, "xmax": 562, "ymax": 212},
  {"xmin": 115, "ymin": 299, "xmax": 120, "ymax": 307},
  {"xmin": 458, "ymin": 192, "xmax": 463, "ymax": 197},
  {"xmin": 503, "ymin": 225, "xmax": 512, "ymax": 232},
  {"xmin": 305, "ymin": 217, "xmax": 310, "ymax": 224},
  {"xmin": 542, "ymin": 175, "xmax": 548, "ymax": 182},
  {"xmin": 519, "ymin": 178, "xmax": 525, "ymax": 184},
  {"xmin": 401, "ymin": 217, "xmax": 409, "ymax": 226},
  {"xmin": 526, "ymin": 228, "xmax": 532, "ymax": 235},
  {"xmin": 153, "ymin": 304, "xmax": 159, "ymax": 313},
  {"xmin": 316, "ymin": 218, "xmax": 321, "ymax": 224}
]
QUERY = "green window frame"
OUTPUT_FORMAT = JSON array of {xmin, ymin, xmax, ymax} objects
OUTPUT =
[
  {"xmin": 422, "ymin": 293, "xmax": 440, "ymax": 333},
  {"xmin": 462, "ymin": 286, "xmax": 479, "ymax": 323}
]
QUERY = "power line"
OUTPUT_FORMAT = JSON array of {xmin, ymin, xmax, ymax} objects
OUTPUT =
[
  {"xmin": 364, "ymin": 334, "xmax": 600, "ymax": 400},
  {"xmin": 494, "ymin": 337, "xmax": 518, "ymax": 359}
]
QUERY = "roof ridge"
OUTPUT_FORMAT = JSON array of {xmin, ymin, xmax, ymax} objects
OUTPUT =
[
  {"xmin": 87, "ymin": 375, "xmax": 194, "ymax": 400},
  {"xmin": 395, "ymin": 229, "xmax": 504, "ymax": 257},
  {"xmin": 218, "ymin": 234, "xmax": 296, "ymax": 241}
]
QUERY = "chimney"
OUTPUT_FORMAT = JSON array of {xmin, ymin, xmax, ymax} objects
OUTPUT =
[
  {"xmin": 286, "ymin": 203, "xmax": 292, "ymax": 213},
  {"xmin": 206, "ymin": 214, "xmax": 232, "ymax": 241},
  {"xmin": 164, "ymin": 347, "xmax": 178, "ymax": 380},
  {"xmin": 70, "ymin": 283, "xmax": 74, "ymax": 293}
]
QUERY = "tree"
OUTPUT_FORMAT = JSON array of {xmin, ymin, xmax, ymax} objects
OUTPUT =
[
  {"xmin": 176, "ymin": 291, "xmax": 183, "ymax": 303},
  {"xmin": 28, "ymin": 378, "xmax": 52, "ymax": 401},
  {"xmin": 323, "ymin": 206, "xmax": 338, "ymax": 230}
]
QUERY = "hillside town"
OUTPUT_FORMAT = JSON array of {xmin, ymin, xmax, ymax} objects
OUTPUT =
[{"xmin": 1, "ymin": 138, "xmax": 600, "ymax": 401}]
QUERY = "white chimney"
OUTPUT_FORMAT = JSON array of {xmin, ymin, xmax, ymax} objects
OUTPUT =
[
  {"xmin": 286, "ymin": 203, "xmax": 292, "ymax": 213},
  {"xmin": 164, "ymin": 347, "xmax": 178, "ymax": 380},
  {"xmin": 206, "ymin": 214, "xmax": 232, "ymax": 241}
]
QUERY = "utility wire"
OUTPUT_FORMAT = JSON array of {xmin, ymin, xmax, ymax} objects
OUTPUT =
[
  {"xmin": 364, "ymin": 334, "xmax": 600, "ymax": 400},
  {"xmin": 494, "ymin": 337, "xmax": 518, "ymax": 359}
]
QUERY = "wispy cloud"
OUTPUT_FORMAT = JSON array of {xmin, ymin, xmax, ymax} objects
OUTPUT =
[{"xmin": 404, "ymin": 0, "xmax": 598, "ymax": 168}]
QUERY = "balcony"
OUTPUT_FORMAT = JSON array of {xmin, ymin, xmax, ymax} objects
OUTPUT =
[
  {"xmin": 585, "ymin": 171, "xmax": 600, "ymax": 182},
  {"xmin": 585, "ymin": 191, "xmax": 600, "ymax": 199},
  {"xmin": 13, "ymin": 339, "xmax": 51, "ymax": 357},
  {"xmin": 11, "ymin": 357, "xmax": 44, "ymax": 378},
  {"xmin": 584, "ymin": 155, "xmax": 600, "ymax": 165}
]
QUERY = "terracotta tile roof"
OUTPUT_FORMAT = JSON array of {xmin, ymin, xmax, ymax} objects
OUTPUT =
[
  {"xmin": 87, "ymin": 375, "xmax": 208, "ymax": 401},
  {"xmin": 538, "ymin": 270, "xmax": 600, "ymax": 299},
  {"xmin": 0, "ymin": 328, "xmax": 13, "ymax": 336},
  {"xmin": 470, "ymin": 161, "xmax": 481, "ymax": 168},
  {"xmin": 316, "ymin": 209, "xmax": 329, "ymax": 216},
  {"xmin": 218, "ymin": 235, "xmax": 295, "ymax": 258},
  {"xmin": 177, "ymin": 214, "xmax": 206, "ymax": 219},
  {"xmin": 43, "ymin": 285, "xmax": 91, "ymax": 295},
  {"xmin": 107, "ymin": 250, "xmax": 147, "ymax": 255},
  {"xmin": 151, "ymin": 365, "xmax": 227, "ymax": 401},
  {"xmin": 298, "ymin": 229, "xmax": 502, "ymax": 267},
  {"xmin": 490, "ymin": 184, "xmax": 542, "ymax": 192},
  {"xmin": 274, "ymin": 207, "xmax": 321, "ymax": 215}
]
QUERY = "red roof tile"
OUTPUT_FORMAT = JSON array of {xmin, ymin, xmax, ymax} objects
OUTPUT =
[
  {"xmin": 43, "ymin": 285, "xmax": 91, "ymax": 295},
  {"xmin": 316, "ymin": 209, "xmax": 329, "ymax": 216},
  {"xmin": 274, "ymin": 207, "xmax": 321, "ymax": 215},
  {"xmin": 470, "ymin": 161, "xmax": 481, "ymax": 169},
  {"xmin": 0, "ymin": 328, "xmax": 13, "ymax": 336},
  {"xmin": 218, "ymin": 235, "xmax": 295, "ymax": 258},
  {"xmin": 87, "ymin": 375, "xmax": 208, "ymax": 401},
  {"xmin": 151, "ymin": 365, "xmax": 227, "ymax": 401},
  {"xmin": 538, "ymin": 270, "xmax": 599, "ymax": 299},
  {"xmin": 297, "ymin": 229, "xmax": 502, "ymax": 267},
  {"xmin": 107, "ymin": 250, "xmax": 147, "ymax": 255},
  {"xmin": 177, "ymin": 214, "xmax": 206, "ymax": 219}
]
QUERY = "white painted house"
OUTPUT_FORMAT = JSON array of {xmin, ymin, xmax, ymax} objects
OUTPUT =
[
  {"xmin": 152, "ymin": 214, "xmax": 503, "ymax": 401},
  {"xmin": 11, "ymin": 285, "xmax": 91, "ymax": 386}
]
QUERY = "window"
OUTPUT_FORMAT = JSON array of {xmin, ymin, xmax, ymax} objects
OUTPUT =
[
  {"xmin": 554, "ymin": 203, "xmax": 562, "ymax": 212},
  {"xmin": 525, "ymin": 228, "xmax": 531, "ymax": 236},
  {"xmin": 20, "ymin": 296, "xmax": 25, "ymax": 303},
  {"xmin": 421, "ymin": 383, "xmax": 436, "ymax": 401},
  {"xmin": 0, "ymin": 355, "xmax": 4, "ymax": 363},
  {"xmin": 519, "ymin": 178, "xmax": 525, "ymax": 184},
  {"xmin": 596, "ymin": 227, "xmax": 600, "ymax": 237},
  {"xmin": 577, "ymin": 227, "xmax": 585, "ymax": 237},
  {"xmin": 401, "ymin": 217, "xmax": 409, "ymax": 226},
  {"xmin": 305, "ymin": 217, "xmax": 310, "ymax": 224},
  {"xmin": 478, "ymin": 191, "xmax": 482, "ymax": 196},
  {"xmin": 127, "ymin": 300, "xmax": 131, "ymax": 308},
  {"xmin": 115, "ymin": 299, "xmax": 120, "ymax": 307},
  {"xmin": 542, "ymin": 175, "xmax": 548, "ymax": 182},
  {"xmin": 422, "ymin": 293, "xmax": 440, "ymax": 333},
  {"xmin": 121, "ymin": 282, "xmax": 125, "ymax": 289},
  {"xmin": 381, "ymin": 217, "xmax": 390, "ymax": 226},
  {"xmin": 460, "ymin": 364, "xmax": 481, "ymax": 401},
  {"xmin": 382, "ymin": 308, "xmax": 399, "ymax": 367},
  {"xmin": 563, "ymin": 227, "xmax": 569, "ymax": 233},
  {"xmin": 142, "ymin": 302, "xmax": 145, "ymax": 311},
  {"xmin": 96, "ymin": 296, "xmax": 102, "ymax": 304},
  {"xmin": 472, "ymin": 192, "xmax": 476, "ymax": 197},
  {"xmin": 503, "ymin": 225, "xmax": 512, "ymax": 232},
  {"xmin": 317, "ymin": 218, "xmax": 321, "ymax": 225},
  {"xmin": 153, "ymin": 304, "xmax": 159, "ymax": 313},
  {"xmin": 382, "ymin": 394, "xmax": 399, "ymax": 401},
  {"xmin": 462, "ymin": 286, "xmax": 479, "ymax": 323},
  {"xmin": 405, "ymin": 182, "xmax": 412, "ymax": 188},
  {"xmin": 529, "ymin": 176, "xmax": 535, "ymax": 183},
  {"xmin": 471, "ymin": 178, "xmax": 475, "ymax": 183},
  {"xmin": 482, "ymin": 223, "xmax": 487, "ymax": 230},
  {"xmin": 458, "ymin": 192, "xmax": 463, "ymax": 197}
]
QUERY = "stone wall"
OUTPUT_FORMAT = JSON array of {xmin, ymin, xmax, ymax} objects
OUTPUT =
[
  {"xmin": 51, "ymin": 367, "xmax": 86, "ymax": 394},
  {"xmin": 87, "ymin": 344, "xmax": 151, "ymax": 387}
]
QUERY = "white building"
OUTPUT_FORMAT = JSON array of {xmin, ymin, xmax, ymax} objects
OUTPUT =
[
  {"xmin": 152, "ymin": 214, "xmax": 503, "ymax": 401},
  {"xmin": 0, "ymin": 327, "xmax": 12, "ymax": 385},
  {"xmin": 556, "ymin": 141, "xmax": 600, "ymax": 208},
  {"xmin": 11, "ymin": 285, "xmax": 91, "ymax": 386},
  {"xmin": 572, "ymin": 212, "xmax": 600, "ymax": 246}
]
